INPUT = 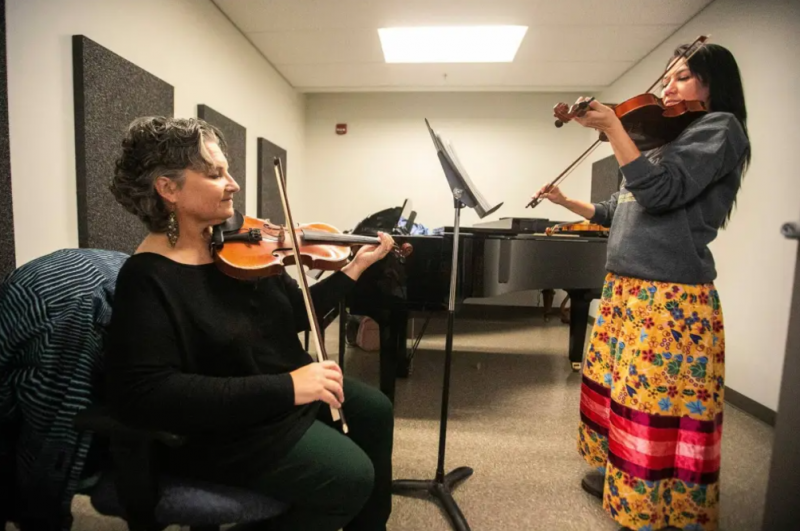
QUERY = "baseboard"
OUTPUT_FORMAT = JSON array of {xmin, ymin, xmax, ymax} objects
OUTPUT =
[
  {"xmin": 440, "ymin": 304, "xmax": 596, "ymax": 325},
  {"xmin": 725, "ymin": 387, "xmax": 776, "ymax": 426},
  {"xmin": 456, "ymin": 304, "xmax": 549, "ymax": 320}
]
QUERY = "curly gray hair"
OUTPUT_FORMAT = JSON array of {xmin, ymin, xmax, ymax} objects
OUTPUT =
[{"xmin": 110, "ymin": 116, "xmax": 227, "ymax": 232}]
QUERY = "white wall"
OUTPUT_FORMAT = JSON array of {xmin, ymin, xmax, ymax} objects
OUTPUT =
[
  {"xmin": 18, "ymin": 0, "xmax": 791, "ymax": 409},
  {"xmin": 303, "ymin": 92, "xmax": 593, "ymax": 229},
  {"xmin": 303, "ymin": 92, "xmax": 594, "ymax": 306},
  {"xmin": 592, "ymin": 0, "xmax": 800, "ymax": 409},
  {"xmin": 6, "ymin": 0, "xmax": 305, "ymax": 266}
]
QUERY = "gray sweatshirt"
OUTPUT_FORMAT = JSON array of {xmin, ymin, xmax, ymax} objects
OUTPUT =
[{"xmin": 590, "ymin": 111, "xmax": 750, "ymax": 284}]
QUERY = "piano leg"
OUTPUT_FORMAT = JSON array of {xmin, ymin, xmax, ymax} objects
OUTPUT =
[
  {"xmin": 565, "ymin": 289, "xmax": 601, "ymax": 372},
  {"xmin": 542, "ymin": 289, "xmax": 555, "ymax": 322},
  {"xmin": 377, "ymin": 309, "xmax": 409, "ymax": 404},
  {"xmin": 395, "ymin": 314, "xmax": 412, "ymax": 379}
]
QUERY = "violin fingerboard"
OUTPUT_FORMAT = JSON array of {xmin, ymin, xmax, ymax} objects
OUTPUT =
[{"xmin": 301, "ymin": 230, "xmax": 379, "ymax": 245}]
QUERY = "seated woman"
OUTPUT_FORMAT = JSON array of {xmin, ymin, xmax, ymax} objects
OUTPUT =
[{"xmin": 106, "ymin": 116, "xmax": 396, "ymax": 531}]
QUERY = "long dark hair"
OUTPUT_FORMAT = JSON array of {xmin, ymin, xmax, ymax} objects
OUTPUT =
[{"xmin": 671, "ymin": 42, "xmax": 750, "ymax": 225}]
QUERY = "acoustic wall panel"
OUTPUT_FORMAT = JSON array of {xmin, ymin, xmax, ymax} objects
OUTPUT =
[
  {"xmin": 73, "ymin": 35, "xmax": 174, "ymax": 254},
  {"xmin": 591, "ymin": 154, "xmax": 622, "ymax": 204},
  {"xmin": 0, "ymin": 0, "xmax": 14, "ymax": 278},
  {"xmin": 197, "ymin": 105, "xmax": 246, "ymax": 213},
  {"xmin": 257, "ymin": 138, "xmax": 287, "ymax": 225}
]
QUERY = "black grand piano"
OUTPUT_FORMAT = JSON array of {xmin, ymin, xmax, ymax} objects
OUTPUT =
[{"xmin": 345, "ymin": 207, "xmax": 608, "ymax": 402}]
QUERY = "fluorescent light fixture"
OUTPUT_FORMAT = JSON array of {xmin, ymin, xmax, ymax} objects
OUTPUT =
[{"xmin": 378, "ymin": 25, "xmax": 528, "ymax": 63}]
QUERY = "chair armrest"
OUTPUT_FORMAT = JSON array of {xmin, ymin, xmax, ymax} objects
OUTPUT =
[{"xmin": 73, "ymin": 405, "xmax": 186, "ymax": 448}]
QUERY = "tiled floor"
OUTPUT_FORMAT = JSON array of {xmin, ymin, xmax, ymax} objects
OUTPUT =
[{"xmin": 39, "ymin": 312, "xmax": 773, "ymax": 531}]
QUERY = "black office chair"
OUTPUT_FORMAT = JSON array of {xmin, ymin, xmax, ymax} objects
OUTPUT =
[
  {"xmin": 0, "ymin": 248, "xmax": 288, "ymax": 531},
  {"xmin": 72, "ymin": 406, "xmax": 288, "ymax": 531}
]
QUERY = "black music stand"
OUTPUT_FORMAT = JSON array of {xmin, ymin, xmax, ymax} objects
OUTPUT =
[{"xmin": 392, "ymin": 120, "xmax": 502, "ymax": 531}]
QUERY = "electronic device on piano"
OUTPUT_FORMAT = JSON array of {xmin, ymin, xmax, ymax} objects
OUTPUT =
[{"xmin": 345, "ymin": 203, "xmax": 608, "ymax": 402}]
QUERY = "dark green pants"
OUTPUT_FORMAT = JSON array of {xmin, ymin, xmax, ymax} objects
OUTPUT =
[{"xmin": 242, "ymin": 377, "xmax": 394, "ymax": 531}]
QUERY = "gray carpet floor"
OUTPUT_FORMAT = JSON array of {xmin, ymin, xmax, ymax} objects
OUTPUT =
[{"xmin": 46, "ymin": 311, "xmax": 772, "ymax": 531}]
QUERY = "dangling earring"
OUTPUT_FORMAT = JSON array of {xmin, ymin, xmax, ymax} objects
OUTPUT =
[{"xmin": 166, "ymin": 211, "xmax": 180, "ymax": 247}]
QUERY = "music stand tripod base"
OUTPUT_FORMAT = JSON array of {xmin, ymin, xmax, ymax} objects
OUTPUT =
[
  {"xmin": 392, "ymin": 466, "xmax": 474, "ymax": 531},
  {"xmin": 391, "ymin": 194, "xmax": 474, "ymax": 531}
]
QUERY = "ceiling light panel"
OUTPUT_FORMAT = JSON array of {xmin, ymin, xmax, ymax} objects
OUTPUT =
[{"xmin": 378, "ymin": 26, "xmax": 528, "ymax": 63}]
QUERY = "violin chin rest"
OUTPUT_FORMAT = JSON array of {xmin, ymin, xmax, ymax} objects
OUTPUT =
[{"xmin": 216, "ymin": 210, "xmax": 245, "ymax": 233}]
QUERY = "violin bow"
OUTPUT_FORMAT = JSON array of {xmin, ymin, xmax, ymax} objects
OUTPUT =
[
  {"xmin": 645, "ymin": 35, "xmax": 710, "ymax": 94},
  {"xmin": 273, "ymin": 157, "xmax": 349, "ymax": 434},
  {"xmin": 526, "ymin": 139, "xmax": 602, "ymax": 209}
]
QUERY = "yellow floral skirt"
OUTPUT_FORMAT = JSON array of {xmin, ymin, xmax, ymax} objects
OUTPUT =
[{"xmin": 578, "ymin": 273, "xmax": 725, "ymax": 531}]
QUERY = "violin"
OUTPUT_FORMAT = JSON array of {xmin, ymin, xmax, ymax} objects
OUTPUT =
[
  {"xmin": 554, "ymin": 92, "xmax": 707, "ymax": 151},
  {"xmin": 211, "ymin": 212, "xmax": 413, "ymax": 281},
  {"xmin": 527, "ymin": 35, "xmax": 710, "ymax": 210},
  {"xmin": 545, "ymin": 221, "xmax": 609, "ymax": 238}
]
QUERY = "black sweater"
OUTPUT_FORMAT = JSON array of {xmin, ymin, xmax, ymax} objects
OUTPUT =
[
  {"xmin": 105, "ymin": 252, "xmax": 355, "ymax": 475},
  {"xmin": 591, "ymin": 112, "xmax": 750, "ymax": 284}
]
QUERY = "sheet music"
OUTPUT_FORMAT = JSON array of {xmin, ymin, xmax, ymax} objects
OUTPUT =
[
  {"xmin": 441, "ymin": 136, "xmax": 498, "ymax": 216},
  {"xmin": 424, "ymin": 118, "xmax": 503, "ymax": 218}
]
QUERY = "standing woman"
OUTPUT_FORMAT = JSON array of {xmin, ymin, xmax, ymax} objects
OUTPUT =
[{"xmin": 533, "ymin": 43, "xmax": 750, "ymax": 531}]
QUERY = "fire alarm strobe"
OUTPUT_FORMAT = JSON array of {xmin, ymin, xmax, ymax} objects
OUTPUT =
[{"xmin": 335, "ymin": 123, "xmax": 347, "ymax": 135}]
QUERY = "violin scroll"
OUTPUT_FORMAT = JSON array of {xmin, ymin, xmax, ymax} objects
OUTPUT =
[
  {"xmin": 394, "ymin": 242, "xmax": 414, "ymax": 260},
  {"xmin": 553, "ymin": 97, "xmax": 595, "ymax": 128}
]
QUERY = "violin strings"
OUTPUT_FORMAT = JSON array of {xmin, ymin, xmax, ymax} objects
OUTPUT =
[
  {"xmin": 301, "ymin": 230, "xmax": 379, "ymax": 245},
  {"xmin": 255, "ymin": 228, "xmax": 383, "ymax": 246}
]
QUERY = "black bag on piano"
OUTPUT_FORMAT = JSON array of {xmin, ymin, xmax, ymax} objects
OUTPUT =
[{"xmin": 350, "ymin": 204, "xmax": 413, "ymax": 237}]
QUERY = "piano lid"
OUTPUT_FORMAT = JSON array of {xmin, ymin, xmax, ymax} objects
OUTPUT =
[{"xmin": 432, "ymin": 217, "xmax": 560, "ymax": 236}]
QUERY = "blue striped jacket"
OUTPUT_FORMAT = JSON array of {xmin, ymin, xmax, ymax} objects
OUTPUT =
[{"xmin": 0, "ymin": 248, "xmax": 128, "ymax": 530}]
